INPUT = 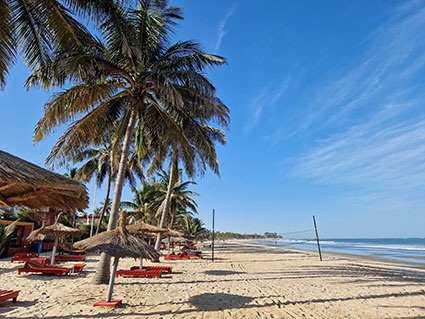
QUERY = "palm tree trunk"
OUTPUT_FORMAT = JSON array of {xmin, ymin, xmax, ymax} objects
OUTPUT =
[
  {"xmin": 167, "ymin": 198, "xmax": 177, "ymax": 256},
  {"xmin": 154, "ymin": 151, "xmax": 177, "ymax": 251},
  {"xmin": 95, "ymin": 173, "xmax": 112, "ymax": 235},
  {"xmin": 92, "ymin": 105, "xmax": 138, "ymax": 285}
]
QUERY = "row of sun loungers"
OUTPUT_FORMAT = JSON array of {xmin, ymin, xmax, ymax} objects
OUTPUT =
[{"xmin": 6, "ymin": 243, "xmax": 200, "ymax": 308}]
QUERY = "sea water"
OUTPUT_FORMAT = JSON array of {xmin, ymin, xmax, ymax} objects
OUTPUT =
[{"xmin": 258, "ymin": 238, "xmax": 425, "ymax": 265}]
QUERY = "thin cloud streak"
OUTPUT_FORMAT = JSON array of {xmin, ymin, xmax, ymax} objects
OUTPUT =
[
  {"xmin": 293, "ymin": 2, "xmax": 425, "ymax": 205},
  {"xmin": 245, "ymin": 78, "xmax": 290, "ymax": 133},
  {"xmin": 214, "ymin": 4, "xmax": 237, "ymax": 54}
]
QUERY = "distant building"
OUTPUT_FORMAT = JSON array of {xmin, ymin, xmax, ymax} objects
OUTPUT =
[{"xmin": 76, "ymin": 215, "xmax": 100, "ymax": 226}]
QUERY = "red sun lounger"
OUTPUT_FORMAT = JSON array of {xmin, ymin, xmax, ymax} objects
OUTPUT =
[
  {"xmin": 116, "ymin": 269, "xmax": 162, "ymax": 278},
  {"xmin": 130, "ymin": 265, "xmax": 172, "ymax": 274},
  {"xmin": 164, "ymin": 251, "xmax": 202, "ymax": 260},
  {"xmin": 0, "ymin": 290, "xmax": 20, "ymax": 303},
  {"xmin": 55, "ymin": 255, "xmax": 86, "ymax": 261},
  {"xmin": 11, "ymin": 252, "xmax": 38, "ymax": 262},
  {"xmin": 55, "ymin": 263, "xmax": 87, "ymax": 272},
  {"xmin": 18, "ymin": 260, "xmax": 72, "ymax": 277},
  {"xmin": 11, "ymin": 256, "xmax": 50, "ymax": 264},
  {"xmin": 58, "ymin": 243, "xmax": 86, "ymax": 255}
]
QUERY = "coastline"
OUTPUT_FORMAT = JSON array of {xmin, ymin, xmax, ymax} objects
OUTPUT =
[
  {"xmin": 238, "ymin": 239, "xmax": 425, "ymax": 269},
  {"xmin": 1, "ymin": 240, "xmax": 425, "ymax": 318}
]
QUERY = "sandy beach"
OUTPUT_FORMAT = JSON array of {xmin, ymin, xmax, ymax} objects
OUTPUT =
[{"xmin": 1, "ymin": 241, "xmax": 425, "ymax": 319}]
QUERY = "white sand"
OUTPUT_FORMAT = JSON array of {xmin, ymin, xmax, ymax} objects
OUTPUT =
[{"xmin": 1, "ymin": 241, "xmax": 425, "ymax": 318}]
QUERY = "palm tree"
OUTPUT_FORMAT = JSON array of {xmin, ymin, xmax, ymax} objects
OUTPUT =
[
  {"xmin": 152, "ymin": 110, "xmax": 228, "ymax": 250},
  {"xmin": 33, "ymin": 0, "xmax": 228, "ymax": 284},
  {"xmin": 73, "ymin": 130, "xmax": 143, "ymax": 234},
  {"xmin": 154, "ymin": 169, "xmax": 198, "ymax": 228},
  {"xmin": 122, "ymin": 180, "xmax": 163, "ymax": 225},
  {"xmin": 0, "ymin": 0, "xmax": 103, "ymax": 89},
  {"xmin": 183, "ymin": 215, "xmax": 205, "ymax": 238}
]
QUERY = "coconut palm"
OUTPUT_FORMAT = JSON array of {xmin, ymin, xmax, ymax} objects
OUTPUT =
[
  {"xmin": 0, "ymin": 0, "xmax": 103, "ymax": 89},
  {"xmin": 73, "ymin": 130, "xmax": 143, "ymax": 234},
  {"xmin": 152, "ymin": 114, "xmax": 228, "ymax": 250},
  {"xmin": 33, "ymin": 0, "xmax": 228, "ymax": 284},
  {"xmin": 121, "ymin": 180, "xmax": 163, "ymax": 225},
  {"xmin": 183, "ymin": 215, "xmax": 205, "ymax": 238},
  {"xmin": 154, "ymin": 169, "xmax": 198, "ymax": 227}
]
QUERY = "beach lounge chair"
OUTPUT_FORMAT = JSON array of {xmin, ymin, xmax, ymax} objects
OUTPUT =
[
  {"xmin": 130, "ymin": 265, "xmax": 172, "ymax": 274},
  {"xmin": 58, "ymin": 243, "xmax": 85, "ymax": 255},
  {"xmin": 116, "ymin": 268, "xmax": 162, "ymax": 278},
  {"xmin": 0, "ymin": 290, "xmax": 20, "ymax": 303},
  {"xmin": 17, "ymin": 260, "xmax": 72, "ymax": 277},
  {"xmin": 11, "ymin": 252, "xmax": 38, "ymax": 262},
  {"xmin": 55, "ymin": 263, "xmax": 87, "ymax": 272},
  {"xmin": 164, "ymin": 250, "xmax": 202, "ymax": 260},
  {"xmin": 11, "ymin": 255, "xmax": 51, "ymax": 265},
  {"xmin": 55, "ymin": 255, "xmax": 86, "ymax": 262}
]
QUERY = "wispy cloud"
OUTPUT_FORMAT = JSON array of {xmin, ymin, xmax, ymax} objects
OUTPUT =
[
  {"xmin": 292, "ymin": 2, "xmax": 425, "ymax": 205},
  {"xmin": 214, "ymin": 4, "xmax": 237, "ymax": 54},
  {"xmin": 245, "ymin": 78, "xmax": 290, "ymax": 133}
]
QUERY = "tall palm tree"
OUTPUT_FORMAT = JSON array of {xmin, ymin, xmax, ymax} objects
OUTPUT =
[
  {"xmin": 152, "ymin": 112, "xmax": 228, "ymax": 250},
  {"xmin": 154, "ymin": 169, "xmax": 198, "ymax": 228},
  {"xmin": 32, "ymin": 0, "xmax": 228, "ymax": 284}
]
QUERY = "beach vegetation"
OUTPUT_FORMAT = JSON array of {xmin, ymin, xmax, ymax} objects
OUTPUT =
[{"xmin": 31, "ymin": 0, "xmax": 228, "ymax": 284}]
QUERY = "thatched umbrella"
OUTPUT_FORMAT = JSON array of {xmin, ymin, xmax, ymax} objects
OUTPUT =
[
  {"xmin": 162, "ymin": 236, "xmax": 191, "ymax": 244},
  {"xmin": 164, "ymin": 229, "xmax": 185, "ymax": 256},
  {"xmin": 25, "ymin": 222, "xmax": 54, "ymax": 253},
  {"xmin": 126, "ymin": 221, "xmax": 168, "ymax": 268},
  {"xmin": 74, "ymin": 210, "xmax": 160, "ymax": 306},
  {"xmin": 0, "ymin": 150, "xmax": 89, "ymax": 210},
  {"xmin": 38, "ymin": 212, "xmax": 83, "ymax": 265}
]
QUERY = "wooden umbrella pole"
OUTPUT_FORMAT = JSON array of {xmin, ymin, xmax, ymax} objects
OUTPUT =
[
  {"xmin": 51, "ymin": 237, "xmax": 58, "ymax": 266},
  {"xmin": 106, "ymin": 256, "xmax": 120, "ymax": 302}
]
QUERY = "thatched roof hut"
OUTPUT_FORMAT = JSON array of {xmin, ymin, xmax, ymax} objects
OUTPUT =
[{"xmin": 0, "ymin": 150, "xmax": 89, "ymax": 210}]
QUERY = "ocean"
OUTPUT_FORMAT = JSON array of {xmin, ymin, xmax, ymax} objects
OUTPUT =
[{"xmin": 257, "ymin": 238, "xmax": 425, "ymax": 265}]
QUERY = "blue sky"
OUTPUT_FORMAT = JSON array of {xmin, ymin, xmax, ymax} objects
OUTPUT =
[{"xmin": 2, "ymin": 0, "xmax": 425, "ymax": 237}]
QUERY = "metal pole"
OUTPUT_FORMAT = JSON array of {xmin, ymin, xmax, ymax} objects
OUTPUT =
[
  {"xmin": 313, "ymin": 215, "xmax": 322, "ymax": 261},
  {"xmin": 106, "ymin": 257, "xmax": 120, "ymax": 302},
  {"xmin": 212, "ymin": 209, "xmax": 215, "ymax": 262}
]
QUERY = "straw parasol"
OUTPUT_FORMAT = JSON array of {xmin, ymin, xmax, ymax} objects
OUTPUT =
[
  {"xmin": 74, "ymin": 210, "xmax": 160, "ymax": 306},
  {"xmin": 0, "ymin": 150, "xmax": 89, "ymax": 210},
  {"xmin": 162, "ymin": 236, "xmax": 190, "ymax": 244},
  {"xmin": 26, "ymin": 222, "xmax": 54, "ymax": 242},
  {"xmin": 126, "ymin": 222, "xmax": 169, "ymax": 236},
  {"xmin": 38, "ymin": 212, "xmax": 83, "ymax": 265},
  {"xmin": 166, "ymin": 229, "xmax": 184, "ymax": 238},
  {"xmin": 126, "ymin": 221, "xmax": 168, "ymax": 268},
  {"xmin": 163, "ymin": 229, "xmax": 185, "ymax": 257}
]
